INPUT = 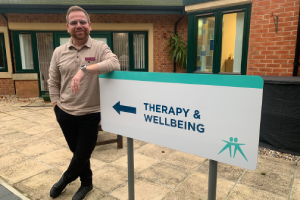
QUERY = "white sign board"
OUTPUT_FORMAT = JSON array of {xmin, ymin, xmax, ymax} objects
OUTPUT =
[{"xmin": 99, "ymin": 72, "xmax": 263, "ymax": 170}]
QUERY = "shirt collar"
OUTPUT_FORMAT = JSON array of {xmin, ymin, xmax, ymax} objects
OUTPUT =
[{"xmin": 67, "ymin": 36, "xmax": 92, "ymax": 49}]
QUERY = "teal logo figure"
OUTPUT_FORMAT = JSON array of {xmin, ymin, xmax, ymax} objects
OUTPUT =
[{"xmin": 218, "ymin": 137, "xmax": 248, "ymax": 161}]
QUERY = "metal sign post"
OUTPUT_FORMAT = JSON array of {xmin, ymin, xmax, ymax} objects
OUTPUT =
[
  {"xmin": 208, "ymin": 160, "xmax": 218, "ymax": 200},
  {"xmin": 127, "ymin": 137, "xmax": 135, "ymax": 200}
]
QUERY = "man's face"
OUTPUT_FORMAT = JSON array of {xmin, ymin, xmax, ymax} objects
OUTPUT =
[{"xmin": 67, "ymin": 11, "xmax": 91, "ymax": 41}]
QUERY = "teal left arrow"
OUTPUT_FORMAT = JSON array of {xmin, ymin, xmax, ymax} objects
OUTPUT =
[{"xmin": 113, "ymin": 101, "xmax": 136, "ymax": 115}]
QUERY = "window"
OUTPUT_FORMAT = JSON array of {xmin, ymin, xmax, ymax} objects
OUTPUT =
[
  {"xmin": 13, "ymin": 31, "xmax": 148, "ymax": 96},
  {"xmin": 113, "ymin": 32, "xmax": 148, "ymax": 72},
  {"xmin": 0, "ymin": 33, "xmax": 7, "ymax": 72},
  {"xmin": 187, "ymin": 4, "xmax": 251, "ymax": 75},
  {"xmin": 36, "ymin": 33, "xmax": 54, "ymax": 91},
  {"xmin": 19, "ymin": 34, "xmax": 34, "ymax": 70}
]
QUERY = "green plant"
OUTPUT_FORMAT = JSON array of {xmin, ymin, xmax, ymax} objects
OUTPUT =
[{"xmin": 165, "ymin": 31, "xmax": 187, "ymax": 69}]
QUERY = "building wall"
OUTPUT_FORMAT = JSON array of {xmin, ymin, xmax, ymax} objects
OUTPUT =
[
  {"xmin": 15, "ymin": 80, "xmax": 39, "ymax": 98},
  {"xmin": 0, "ymin": 79, "xmax": 15, "ymax": 95},
  {"xmin": 0, "ymin": 13, "xmax": 188, "ymax": 97},
  {"xmin": 7, "ymin": 13, "xmax": 188, "ymax": 73},
  {"xmin": 247, "ymin": 0, "xmax": 299, "ymax": 76},
  {"xmin": 0, "ymin": 15, "xmax": 15, "ymax": 95}
]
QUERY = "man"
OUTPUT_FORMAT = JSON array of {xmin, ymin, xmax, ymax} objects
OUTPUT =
[{"xmin": 48, "ymin": 6, "xmax": 120, "ymax": 200}]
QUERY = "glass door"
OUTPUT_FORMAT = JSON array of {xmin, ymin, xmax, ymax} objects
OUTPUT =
[
  {"xmin": 220, "ymin": 11, "xmax": 245, "ymax": 74},
  {"xmin": 187, "ymin": 5, "xmax": 251, "ymax": 75}
]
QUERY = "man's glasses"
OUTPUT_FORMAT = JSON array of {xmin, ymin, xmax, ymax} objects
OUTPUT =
[{"xmin": 68, "ymin": 20, "xmax": 89, "ymax": 26}]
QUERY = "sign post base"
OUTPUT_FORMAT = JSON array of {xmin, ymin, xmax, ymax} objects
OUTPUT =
[
  {"xmin": 208, "ymin": 159, "xmax": 218, "ymax": 200},
  {"xmin": 127, "ymin": 137, "xmax": 135, "ymax": 200}
]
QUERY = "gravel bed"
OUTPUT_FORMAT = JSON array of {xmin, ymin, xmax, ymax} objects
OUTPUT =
[
  {"xmin": 259, "ymin": 147, "xmax": 299, "ymax": 163},
  {"xmin": 0, "ymin": 95, "xmax": 41, "ymax": 103}
]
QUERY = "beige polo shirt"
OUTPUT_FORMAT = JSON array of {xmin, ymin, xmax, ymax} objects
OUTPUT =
[{"xmin": 48, "ymin": 36, "xmax": 120, "ymax": 116}]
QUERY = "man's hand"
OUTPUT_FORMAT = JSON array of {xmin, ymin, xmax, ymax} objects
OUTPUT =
[
  {"xmin": 53, "ymin": 102, "xmax": 57, "ymax": 109},
  {"xmin": 71, "ymin": 69, "xmax": 86, "ymax": 94}
]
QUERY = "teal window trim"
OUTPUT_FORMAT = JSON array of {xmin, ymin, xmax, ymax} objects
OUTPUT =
[
  {"xmin": 13, "ymin": 31, "xmax": 40, "ymax": 73},
  {"xmin": 187, "ymin": 4, "xmax": 251, "ymax": 75},
  {"xmin": 0, "ymin": 33, "xmax": 8, "ymax": 72}
]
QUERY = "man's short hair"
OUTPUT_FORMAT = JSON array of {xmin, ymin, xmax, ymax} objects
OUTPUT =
[{"xmin": 66, "ymin": 6, "xmax": 90, "ymax": 23}]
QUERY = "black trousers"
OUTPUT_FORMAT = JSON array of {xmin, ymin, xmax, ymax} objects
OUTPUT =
[{"xmin": 54, "ymin": 105, "xmax": 100, "ymax": 186}]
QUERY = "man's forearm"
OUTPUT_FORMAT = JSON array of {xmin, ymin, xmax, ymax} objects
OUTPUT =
[{"xmin": 86, "ymin": 64, "xmax": 100, "ymax": 75}]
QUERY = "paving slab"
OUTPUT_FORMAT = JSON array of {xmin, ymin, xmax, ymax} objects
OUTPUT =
[
  {"xmin": 227, "ymin": 184, "xmax": 287, "ymax": 200},
  {"xmin": 6, "ymin": 136, "xmax": 45, "ymax": 151},
  {"xmin": 52, "ymin": 136, "xmax": 68, "ymax": 148},
  {"xmin": 35, "ymin": 128, "xmax": 63, "ymax": 141},
  {"xmin": 197, "ymin": 160, "xmax": 245, "ymax": 182},
  {"xmin": 240, "ymin": 170, "xmax": 293, "ymax": 197},
  {"xmin": 0, "ymin": 152, "xmax": 30, "ymax": 170},
  {"xmin": 0, "ymin": 144, "xmax": 16, "ymax": 157},
  {"xmin": 13, "ymin": 169, "xmax": 63, "ymax": 200},
  {"xmin": 290, "ymin": 177, "xmax": 300, "ymax": 200},
  {"xmin": 99, "ymin": 196, "xmax": 118, "ymax": 200},
  {"xmin": 10, "ymin": 122, "xmax": 39, "ymax": 132},
  {"xmin": 93, "ymin": 165, "xmax": 128, "ymax": 193},
  {"xmin": 140, "ymin": 161, "xmax": 190, "ymax": 188},
  {"xmin": 36, "ymin": 148, "xmax": 73, "ymax": 168},
  {"xmin": 137, "ymin": 143, "xmax": 175, "ymax": 160},
  {"xmin": 163, "ymin": 191, "xmax": 201, "ymax": 200},
  {"xmin": 239, "ymin": 155, "xmax": 296, "ymax": 197},
  {"xmin": 0, "ymin": 159, "xmax": 51, "ymax": 184},
  {"xmin": 2, "ymin": 119, "xmax": 28, "ymax": 127},
  {"xmin": 110, "ymin": 177, "xmax": 171, "ymax": 200},
  {"xmin": 0, "ymin": 127, "xmax": 18, "ymax": 135},
  {"xmin": 21, "ymin": 125, "xmax": 55, "ymax": 135},
  {"xmin": 57, "ymin": 157, "xmax": 107, "ymax": 173},
  {"xmin": 0, "ymin": 132, "xmax": 30, "ymax": 144},
  {"xmin": 163, "ymin": 151, "xmax": 207, "ymax": 171},
  {"xmin": 111, "ymin": 153, "xmax": 158, "ymax": 173},
  {"xmin": 92, "ymin": 143, "xmax": 128, "ymax": 163},
  {"xmin": 175, "ymin": 171, "xmax": 235, "ymax": 199},
  {"xmin": 20, "ymin": 141, "xmax": 62, "ymax": 157}
]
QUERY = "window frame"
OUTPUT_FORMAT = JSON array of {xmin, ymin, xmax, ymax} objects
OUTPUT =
[
  {"xmin": 186, "ymin": 4, "xmax": 251, "ymax": 75},
  {"xmin": 0, "ymin": 33, "xmax": 8, "ymax": 72},
  {"xmin": 112, "ymin": 31, "xmax": 148, "ymax": 72}
]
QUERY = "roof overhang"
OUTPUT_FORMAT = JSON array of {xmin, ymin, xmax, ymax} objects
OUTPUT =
[{"xmin": 0, "ymin": 4, "xmax": 185, "ymax": 15}]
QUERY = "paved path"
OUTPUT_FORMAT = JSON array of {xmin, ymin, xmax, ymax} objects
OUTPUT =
[{"xmin": 0, "ymin": 100, "xmax": 299, "ymax": 200}]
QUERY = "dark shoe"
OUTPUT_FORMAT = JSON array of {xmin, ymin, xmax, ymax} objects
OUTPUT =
[
  {"xmin": 50, "ymin": 175, "xmax": 69, "ymax": 198},
  {"xmin": 72, "ymin": 184, "xmax": 93, "ymax": 200}
]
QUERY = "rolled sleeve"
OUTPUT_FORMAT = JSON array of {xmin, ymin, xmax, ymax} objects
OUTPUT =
[
  {"xmin": 48, "ymin": 48, "xmax": 61, "ymax": 104},
  {"xmin": 97, "ymin": 43, "xmax": 120, "ymax": 74}
]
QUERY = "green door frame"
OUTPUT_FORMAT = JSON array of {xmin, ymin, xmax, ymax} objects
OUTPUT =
[
  {"xmin": 186, "ymin": 4, "xmax": 252, "ymax": 75},
  {"xmin": 0, "ymin": 33, "xmax": 8, "ymax": 72}
]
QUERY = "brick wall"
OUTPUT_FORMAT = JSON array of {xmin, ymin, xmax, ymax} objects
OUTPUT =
[
  {"xmin": 248, "ymin": 0, "xmax": 299, "ymax": 76},
  {"xmin": 15, "ymin": 80, "xmax": 39, "ymax": 98},
  {"xmin": 0, "ymin": 79, "xmax": 15, "ymax": 95},
  {"xmin": 7, "ymin": 13, "xmax": 188, "ymax": 73},
  {"xmin": 0, "ymin": 14, "xmax": 7, "ymax": 26}
]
